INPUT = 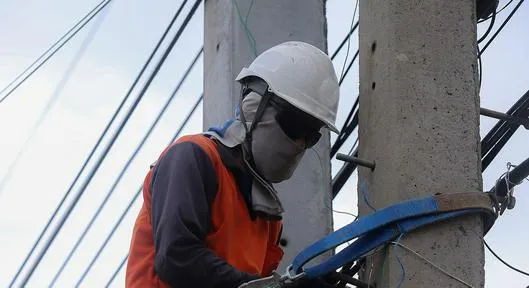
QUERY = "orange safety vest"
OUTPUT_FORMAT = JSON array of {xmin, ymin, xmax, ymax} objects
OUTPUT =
[{"xmin": 125, "ymin": 134, "xmax": 284, "ymax": 287}]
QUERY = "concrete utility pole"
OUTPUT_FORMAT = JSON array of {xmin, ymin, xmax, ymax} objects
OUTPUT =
[
  {"xmin": 358, "ymin": 1, "xmax": 484, "ymax": 287},
  {"xmin": 204, "ymin": 0, "xmax": 333, "ymax": 268}
]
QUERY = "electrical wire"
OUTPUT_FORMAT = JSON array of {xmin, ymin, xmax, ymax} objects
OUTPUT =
[
  {"xmin": 7, "ymin": 1, "xmax": 190, "ymax": 286},
  {"xmin": 391, "ymin": 241, "xmax": 474, "ymax": 287},
  {"xmin": 76, "ymin": 94, "xmax": 203, "ymax": 286},
  {"xmin": 484, "ymin": 240, "xmax": 529, "ymax": 277},
  {"xmin": 331, "ymin": 97, "xmax": 358, "ymax": 158},
  {"xmin": 393, "ymin": 234, "xmax": 406, "ymax": 288},
  {"xmin": 331, "ymin": 21, "xmax": 359, "ymax": 61},
  {"xmin": 0, "ymin": 0, "xmax": 112, "ymax": 105},
  {"xmin": 479, "ymin": 0, "xmax": 525, "ymax": 56},
  {"xmin": 15, "ymin": 1, "xmax": 202, "ymax": 286},
  {"xmin": 477, "ymin": 45, "xmax": 483, "ymax": 93},
  {"xmin": 75, "ymin": 186, "xmax": 140, "ymax": 287},
  {"xmin": 339, "ymin": 50, "xmax": 359, "ymax": 86},
  {"xmin": 339, "ymin": 0, "xmax": 359, "ymax": 82},
  {"xmin": 234, "ymin": 0, "xmax": 257, "ymax": 58},
  {"xmin": 332, "ymin": 209, "xmax": 358, "ymax": 219},
  {"xmin": 49, "ymin": 47, "xmax": 203, "ymax": 287},
  {"xmin": 349, "ymin": 138, "xmax": 359, "ymax": 155},
  {"xmin": 5, "ymin": 3, "xmax": 111, "ymax": 285},
  {"xmin": 481, "ymin": 91, "xmax": 529, "ymax": 171},
  {"xmin": 359, "ymin": 180, "xmax": 376, "ymax": 212},
  {"xmin": 478, "ymin": 12, "xmax": 496, "ymax": 44},
  {"xmin": 106, "ymin": 253, "xmax": 129, "ymax": 287},
  {"xmin": 478, "ymin": 0, "xmax": 516, "ymax": 23},
  {"xmin": 0, "ymin": 0, "xmax": 110, "ymax": 197}
]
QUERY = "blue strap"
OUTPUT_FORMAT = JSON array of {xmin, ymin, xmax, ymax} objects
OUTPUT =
[
  {"xmin": 291, "ymin": 195, "xmax": 439, "ymax": 273},
  {"xmin": 302, "ymin": 209, "xmax": 483, "ymax": 278},
  {"xmin": 207, "ymin": 118, "xmax": 235, "ymax": 137},
  {"xmin": 292, "ymin": 193, "xmax": 496, "ymax": 278}
]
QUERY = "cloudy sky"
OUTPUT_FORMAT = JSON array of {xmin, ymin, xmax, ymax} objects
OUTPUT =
[{"xmin": 0, "ymin": 0, "xmax": 527, "ymax": 287}]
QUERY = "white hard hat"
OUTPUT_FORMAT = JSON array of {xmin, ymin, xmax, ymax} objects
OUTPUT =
[{"xmin": 235, "ymin": 41, "xmax": 340, "ymax": 133}]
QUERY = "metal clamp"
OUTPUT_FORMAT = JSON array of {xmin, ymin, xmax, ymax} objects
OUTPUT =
[
  {"xmin": 283, "ymin": 265, "xmax": 306, "ymax": 283},
  {"xmin": 237, "ymin": 266, "xmax": 306, "ymax": 288}
]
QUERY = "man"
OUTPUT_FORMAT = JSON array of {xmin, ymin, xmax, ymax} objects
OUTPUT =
[{"xmin": 125, "ymin": 41, "xmax": 340, "ymax": 288}]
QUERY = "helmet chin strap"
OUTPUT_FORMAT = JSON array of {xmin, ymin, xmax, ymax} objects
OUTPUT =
[{"xmin": 238, "ymin": 79, "xmax": 278, "ymax": 196}]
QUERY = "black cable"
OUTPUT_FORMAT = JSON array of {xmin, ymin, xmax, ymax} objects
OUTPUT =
[
  {"xmin": 331, "ymin": 97, "xmax": 359, "ymax": 158},
  {"xmin": 481, "ymin": 91, "xmax": 529, "ymax": 171},
  {"xmin": 49, "ymin": 47, "xmax": 203, "ymax": 286},
  {"xmin": 478, "ymin": 0, "xmax": 515, "ymax": 23},
  {"xmin": 479, "ymin": 0, "xmax": 525, "ymax": 56},
  {"xmin": 339, "ymin": 0, "xmax": 359, "ymax": 82},
  {"xmin": 76, "ymin": 94, "xmax": 203, "ymax": 286},
  {"xmin": 331, "ymin": 47, "xmax": 360, "ymax": 158},
  {"xmin": 0, "ymin": 0, "xmax": 112, "ymax": 105},
  {"xmin": 332, "ymin": 148, "xmax": 359, "ymax": 199},
  {"xmin": 478, "ymin": 12, "xmax": 496, "ymax": 44},
  {"xmin": 484, "ymin": 240, "xmax": 529, "ymax": 276},
  {"xmin": 331, "ymin": 21, "xmax": 359, "ymax": 61},
  {"xmin": 481, "ymin": 91, "xmax": 529, "ymax": 154},
  {"xmin": 106, "ymin": 253, "xmax": 129, "ymax": 287},
  {"xmin": 331, "ymin": 272, "xmax": 371, "ymax": 288},
  {"xmin": 334, "ymin": 260, "xmax": 363, "ymax": 288},
  {"xmin": 16, "ymin": 0, "xmax": 201, "ymax": 285},
  {"xmin": 339, "ymin": 50, "xmax": 359, "ymax": 86},
  {"xmin": 7, "ymin": 1, "xmax": 188, "ymax": 285}
]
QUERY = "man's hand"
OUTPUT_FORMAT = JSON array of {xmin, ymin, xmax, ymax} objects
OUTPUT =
[
  {"xmin": 237, "ymin": 273, "xmax": 339, "ymax": 288},
  {"xmin": 237, "ymin": 273, "xmax": 284, "ymax": 288}
]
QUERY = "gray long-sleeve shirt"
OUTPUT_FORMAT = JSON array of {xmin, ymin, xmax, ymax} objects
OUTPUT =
[{"xmin": 150, "ymin": 141, "xmax": 258, "ymax": 288}]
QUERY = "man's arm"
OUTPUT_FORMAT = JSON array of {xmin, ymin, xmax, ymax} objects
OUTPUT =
[{"xmin": 151, "ymin": 141, "xmax": 259, "ymax": 288}]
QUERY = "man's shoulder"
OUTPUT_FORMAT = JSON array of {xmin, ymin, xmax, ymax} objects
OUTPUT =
[{"xmin": 153, "ymin": 134, "xmax": 220, "ymax": 167}]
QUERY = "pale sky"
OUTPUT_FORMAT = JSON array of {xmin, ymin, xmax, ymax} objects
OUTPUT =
[{"xmin": 0, "ymin": 0, "xmax": 527, "ymax": 287}]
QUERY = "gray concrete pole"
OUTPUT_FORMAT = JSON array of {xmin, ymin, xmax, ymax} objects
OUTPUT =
[
  {"xmin": 204, "ymin": 0, "xmax": 333, "ymax": 269},
  {"xmin": 358, "ymin": 0, "xmax": 483, "ymax": 287}
]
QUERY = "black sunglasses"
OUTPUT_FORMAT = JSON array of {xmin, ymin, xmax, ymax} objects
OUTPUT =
[{"xmin": 269, "ymin": 98, "xmax": 323, "ymax": 148}]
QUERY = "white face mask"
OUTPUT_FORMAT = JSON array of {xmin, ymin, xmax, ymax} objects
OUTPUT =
[
  {"xmin": 250, "ymin": 105, "xmax": 305, "ymax": 183},
  {"xmin": 202, "ymin": 92, "xmax": 308, "ymax": 219}
]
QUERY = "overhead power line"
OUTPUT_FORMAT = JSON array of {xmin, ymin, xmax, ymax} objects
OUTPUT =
[
  {"xmin": 339, "ymin": 0, "xmax": 359, "ymax": 82},
  {"xmin": 14, "ymin": 0, "xmax": 201, "ymax": 286},
  {"xmin": 77, "ymin": 94, "xmax": 203, "ymax": 286},
  {"xmin": 478, "ymin": 13, "xmax": 496, "ymax": 44},
  {"xmin": 0, "ymin": 0, "xmax": 112, "ymax": 105},
  {"xmin": 49, "ymin": 47, "xmax": 203, "ymax": 286},
  {"xmin": 332, "ymin": 90, "xmax": 529, "ymax": 198},
  {"xmin": 8, "ymin": 1, "xmax": 189, "ymax": 286},
  {"xmin": 106, "ymin": 253, "xmax": 129, "ymax": 287},
  {"xmin": 478, "ymin": 0, "xmax": 516, "ymax": 23},
  {"xmin": 338, "ymin": 50, "xmax": 359, "ymax": 86},
  {"xmin": 479, "ymin": 0, "xmax": 525, "ymax": 56},
  {"xmin": 331, "ymin": 21, "xmax": 359, "ymax": 60},
  {"xmin": 0, "ymin": 0, "xmax": 110, "ymax": 196},
  {"xmin": 481, "ymin": 90, "xmax": 529, "ymax": 171},
  {"xmin": 331, "ymin": 97, "xmax": 358, "ymax": 158},
  {"xmin": 485, "ymin": 240, "xmax": 529, "ymax": 276}
]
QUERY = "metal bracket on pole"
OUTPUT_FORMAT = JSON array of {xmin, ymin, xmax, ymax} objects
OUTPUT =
[
  {"xmin": 480, "ymin": 107, "xmax": 529, "ymax": 129},
  {"xmin": 336, "ymin": 153, "xmax": 376, "ymax": 170}
]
